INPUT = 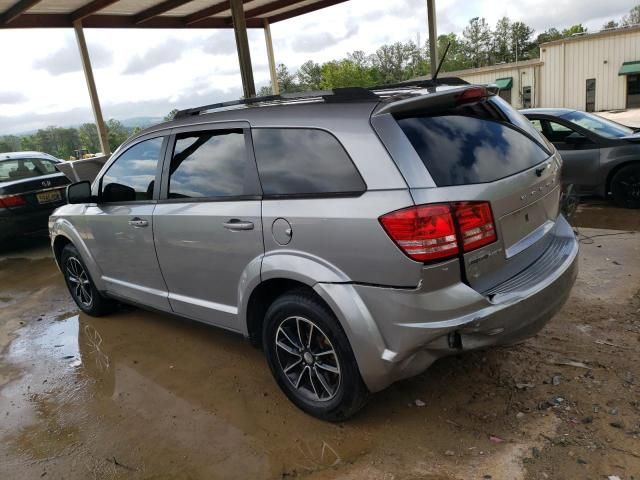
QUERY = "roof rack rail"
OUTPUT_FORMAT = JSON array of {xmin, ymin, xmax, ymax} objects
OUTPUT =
[{"xmin": 173, "ymin": 77, "xmax": 468, "ymax": 119}]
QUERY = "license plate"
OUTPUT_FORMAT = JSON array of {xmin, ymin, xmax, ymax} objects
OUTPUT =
[{"xmin": 36, "ymin": 190, "xmax": 62, "ymax": 204}]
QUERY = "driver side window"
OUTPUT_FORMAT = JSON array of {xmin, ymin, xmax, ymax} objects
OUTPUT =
[{"xmin": 100, "ymin": 137, "xmax": 164, "ymax": 203}]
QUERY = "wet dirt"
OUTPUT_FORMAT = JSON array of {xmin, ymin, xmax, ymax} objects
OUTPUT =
[{"xmin": 0, "ymin": 202, "xmax": 639, "ymax": 480}]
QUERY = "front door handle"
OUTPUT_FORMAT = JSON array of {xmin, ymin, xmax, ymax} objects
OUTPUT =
[
  {"xmin": 128, "ymin": 217, "xmax": 149, "ymax": 227},
  {"xmin": 223, "ymin": 219, "xmax": 254, "ymax": 231}
]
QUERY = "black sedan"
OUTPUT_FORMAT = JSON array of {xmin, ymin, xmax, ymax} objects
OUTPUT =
[
  {"xmin": 521, "ymin": 108, "xmax": 640, "ymax": 208},
  {"xmin": 0, "ymin": 152, "xmax": 70, "ymax": 243}
]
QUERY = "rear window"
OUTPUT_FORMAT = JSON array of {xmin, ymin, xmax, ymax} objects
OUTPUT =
[
  {"xmin": 252, "ymin": 128, "xmax": 366, "ymax": 197},
  {"xmin": 397, "ymin": 104, "xmax": 551, "ymax": 187},
  {"xmin": 0, "ymin": 158, "xmax": 58, "ymax": 182}
]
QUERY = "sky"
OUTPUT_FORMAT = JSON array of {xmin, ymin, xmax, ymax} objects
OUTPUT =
[{"xmin": 0, "ymin": 0, "xmax": 635, "ymax": 134}]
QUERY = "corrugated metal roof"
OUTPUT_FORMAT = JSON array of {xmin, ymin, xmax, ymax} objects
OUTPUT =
[{"xmin": 0, "ymin": 0, "xmax": 348, "ymax": 28}]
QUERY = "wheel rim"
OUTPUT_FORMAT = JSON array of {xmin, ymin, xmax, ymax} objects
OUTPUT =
[
  {"xmin": 65, "ymin": 257, "xmax": 93, "ymax": 307},
  {"xmin": 275, "ymin": 316, "xmax": 341, "ymax": 402},
  {"xmin": 615, "ymin": 173, "xmax": 640, "ymax": 203}
]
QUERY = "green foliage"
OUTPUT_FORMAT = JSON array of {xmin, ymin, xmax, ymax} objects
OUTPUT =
[
  {"xmin": 622, "ymin": 5, "xmax": 640, "ymax": 26},
  {"xmin": 562, "ymin": 24, "xmax": 587, "ymax": 37},
  {"xmin": 164, "ymin": 109, "xmax": 179, "ymax": 121},
  {"xmin": 462, "ymin": 17, "xmax": 492, "ymax": 68},
  {"xmin": 602, "ymin": 20, "xmax": 619, "ymax": 29}
]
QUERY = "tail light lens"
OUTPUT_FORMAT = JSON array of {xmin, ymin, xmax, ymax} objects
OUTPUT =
[
  {"xmin": 379, "ymin": 204, "xmax": 459, "ymax": 262},
  {"xmin": 455, "ymin": 86, "xmax": 487, "ymax": 105},
  {"xmin": 379, "ymin": 201, "xmax": 496, "ymax": 262},
  {"xmin": 0, "ymin": 194, "xmax": 27, "ymax": 208},
  {"xmin": 453, "ymin": 202, "xmax": 497, "ymax": 251}
]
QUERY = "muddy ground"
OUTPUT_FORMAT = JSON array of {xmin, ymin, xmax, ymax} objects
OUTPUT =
[{"xmin": 0, "ymin": 200, "xmax": 638, "ymax": 480}]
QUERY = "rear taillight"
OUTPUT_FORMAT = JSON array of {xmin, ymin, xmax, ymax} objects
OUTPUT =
[
  {"xmin": 455, "ymin": 86, "xmax": 487, "ymax": 105},
  {"xmin": 0, "ymin": 194, "xmax": 27, "ymax": 208},
  {"xmin": 379, "ymin": 201, "xmax": 496, "ymax": 262},
  {"xmin": 453, "ymin": 202, "xmax": 497, "ymax": 252}
]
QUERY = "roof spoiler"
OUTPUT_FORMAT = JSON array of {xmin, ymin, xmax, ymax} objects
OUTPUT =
[{"xmin": 373, "ymin": 85, "xmax": 495, "ymax": 117}]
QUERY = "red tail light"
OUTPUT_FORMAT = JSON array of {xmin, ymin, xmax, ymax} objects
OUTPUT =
[
  {"xmin": 0, "ymin": 194, "xmax": 27, "ymax": 208},
  {"xmin": 379, "ymin": 201, "xmax": 496, "ymax": 262},
  {"xmin": 455, "ymin": 86, "xmax": 487, "ymax": 105},
  {"xmin": 379, "ymin": 204, "xmax": 459, "ymax": 262},
  {"xmin": 453, "ymin": 202, "xmax": 497, "ymax": 251}
]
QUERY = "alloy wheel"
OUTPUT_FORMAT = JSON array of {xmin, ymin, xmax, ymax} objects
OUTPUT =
[
  {"xmin": 275, "ymin": 316, "xmax": 341, "ymax": 402},
  {"xmin": 65, "ymin": 257, "xmax": 93, "ymax": 307}
]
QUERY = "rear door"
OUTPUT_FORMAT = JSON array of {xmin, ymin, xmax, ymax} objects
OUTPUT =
[
  {"xmin": 84, "ymin": 135, "xmax": 170, "ymax": 310},
  {"xmin": 153, "ymin": 122, "xmax": 263, "ymax": 331}
]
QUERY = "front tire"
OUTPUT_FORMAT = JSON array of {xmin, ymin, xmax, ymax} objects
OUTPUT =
[
  {"xmin": 60, "ymin": 244, "xmax": 115, "ymax": 316},
  {"xmin": 262, "ymin": 290, "xmax": 368, "ymax": 422},
  {"xmin": 610, "ymin": 164, "xmax": 640, "ymax": 208}
]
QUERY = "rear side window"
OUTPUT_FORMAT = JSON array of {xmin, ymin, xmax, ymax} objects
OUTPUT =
[
  {"xmin": 252, "ymin": 128, "xmax": 365, "ymax": 196},
  {"xmin": 169, "ymin": 130, "xmax": 252, "ymax": 199},
  {"xmin": 0, "ymin": 158, "xmax": 58, "ymax": 182},
  {"xmin": 397, "ymin": 115, "xmax": 550, "ymax": 186}
]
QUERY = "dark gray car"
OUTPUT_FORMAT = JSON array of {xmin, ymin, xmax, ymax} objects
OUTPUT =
[
  {"xmin": 50, "ymin": 83, "xmax": 579, "ymax": 421},
  {"xmin": 521, "ymin": 108, "xmax": 640, "ymax": 208}
]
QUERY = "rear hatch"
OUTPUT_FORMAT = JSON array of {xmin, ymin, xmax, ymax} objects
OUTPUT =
[{"xmin": 372, "ymin": 86, "xmax": 562, "ymax": 292}]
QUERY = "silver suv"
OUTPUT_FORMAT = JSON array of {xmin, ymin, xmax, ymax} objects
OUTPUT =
[{"xmin": 50, "ymin": 82, "xmax": 579, "ymax": 421}]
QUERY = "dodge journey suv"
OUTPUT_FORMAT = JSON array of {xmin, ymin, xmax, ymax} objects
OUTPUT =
[{"xmin": 50, "ymin": 80, "xmax": 579, "ymax": 421}]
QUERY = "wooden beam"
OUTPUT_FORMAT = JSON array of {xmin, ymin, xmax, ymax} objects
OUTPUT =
[
  {"xmin": 263, "ymin": 19, "xmax": 279, "ymax": 95},
  {"xmin": 133, "ymin": 0, "xmax": 194, "ymax": 25},
  {"xmin": 244, "ymin": 0, "xmax": 307, "ymax": 19},
  {"xmin": 230, "ymin": 0, "xmax": 255, "ymax": 98},
  {"xmin": 70, "ymin": 0, "xmax": 120, "ymax": 22},
  {"xmin": 3, "ymin": 13, "xmax": 263, "ymax": 28},
  {"xmin": 0, "ymin": 0, "xmax": 42, "ymax": 25},
  {"xmin": 73, "ymin": 20, "xmax": 110, "ymax": 156},
  {"xmin": 183, "ymin": 0, "xmax": 247, "ymax": 26},
  {"xmin": 268, "ymin": 0, "xmax": 347, "ymax": 23}
]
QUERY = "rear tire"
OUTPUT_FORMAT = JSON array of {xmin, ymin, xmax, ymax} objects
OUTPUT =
[
  {"xmin": 610, "ymin": 164, "xmax": 640, "ymax": 208},
  {"xmin": 60, "ymin": 244, "xmax": 116, "ymax": 316},
  {"xmin": 262, "ymin": 290, "xmax": 368, "ymax": 421}
]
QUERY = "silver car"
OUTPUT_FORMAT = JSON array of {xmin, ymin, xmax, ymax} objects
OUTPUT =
[
  {"xmin": 50, "ymin": 83, "xmax": 579, "ymax": 421},
  {"xmin": 522, "ymin": 108, "xmax": 640, "ymax": 208}
]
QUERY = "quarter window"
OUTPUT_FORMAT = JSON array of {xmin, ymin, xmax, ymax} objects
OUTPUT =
[
  {"xmin": 251, "ymin": 128, "xmax": 365, "ymax": 196},
  {"xmin": 101, "ymin": 137, "xmax": 163, "ymax": 203},
  {"xmin": 168, "ymin": 130, "xmax": 250, "ymax": 199}
]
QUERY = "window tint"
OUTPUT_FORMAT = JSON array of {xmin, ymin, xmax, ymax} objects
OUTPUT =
[
  {"xmin": 397, "ymin": 115, "xmax": 550, "ymax": 187},
  {"xmin": 490, "ymin": 96, "xmax": 550, "ymax": 150},
  {"xmin": 0, "ymin": 158, "xmax": 58, "ymax": 182},
  {"xmin": 101, "ymin": 137, "xmax": 163, "ymax": 202},
  {"xmin": 529, "ymin": 119, "xmax": 543, "ymax": 131},
  {"xmin": 169, "ymin": 130, "xmax": 249, "ymax": 199},
  {"xmin": 252, "ymin": 128, "xmax": 365, "ymax": 196},
  {"xmin": 561, "ymin": 110, "xmax": 634, "ymax": 138}
]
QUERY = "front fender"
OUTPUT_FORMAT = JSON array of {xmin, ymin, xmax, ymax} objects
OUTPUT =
[{"xmin": 50, "ymin": 217, "xmax": 105, "ymax": 291}]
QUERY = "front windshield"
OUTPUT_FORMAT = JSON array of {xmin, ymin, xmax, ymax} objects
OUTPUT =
[{"xmin": 561, "ymin": 111, "xmax": 634, "ymax": 138}]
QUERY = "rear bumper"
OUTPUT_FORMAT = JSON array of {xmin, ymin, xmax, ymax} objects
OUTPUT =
[
  {"xmin": 315, "ymin": 215, "xmax": 579, "ymax": 392},
  {"xmin": 0, "ymin": 208, "xmax": 57, "ymax": 241}
]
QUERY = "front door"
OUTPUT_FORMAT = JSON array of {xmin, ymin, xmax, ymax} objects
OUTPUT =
[
  {"xmin": 540, "ymin": 119, "xmax": 600, "ymax": 192},
  {"xmin": 586, "ymin": 78, "xmax": 596, "ymax": 112},
  {"xmin": 628, "ymin": 74, "xmax": 640, "ymax": 109},
  {"xmin": 153, "ymin": 123, "xmax": 263, "ymax": 331},
  {"xmin": 84, "ymin": 135, "xmax": 170, "ymax": 310}
]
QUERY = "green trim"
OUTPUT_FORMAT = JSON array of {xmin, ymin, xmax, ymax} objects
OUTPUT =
[
  {"xmin": 494, "ymin": 77, "xmax": 513, "ymax": 89},
  {"xmin": 619, "ymin": 61, "xmax": 640, "ymax": 76}
]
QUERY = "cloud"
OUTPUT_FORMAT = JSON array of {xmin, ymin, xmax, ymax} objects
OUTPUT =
[
  {"xmin": 33, "ymin": 39, "xmax": 113, "ymax": 75},
  {"xmin": 0, "ymin": 86, "xmax": 242, "ymax": 135},
  {"xmin": 0, "ymin": 91, "xmax": 27, "ymax": 105},
  {"xmin": 201, "ymin": 31, "xmax": 238, "ymax": 56},
  {"xmin": 291, "ymin": 23, "xmax": 359, "ymax": 53},
  {"xmin": 123, "ymin": 38, "xmax": 187, "ymax": 75}
]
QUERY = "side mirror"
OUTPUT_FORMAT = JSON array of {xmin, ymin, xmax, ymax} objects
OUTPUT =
[{"xmin": 67, "ymin": 181, "xmax": 93, "ymax": 204}]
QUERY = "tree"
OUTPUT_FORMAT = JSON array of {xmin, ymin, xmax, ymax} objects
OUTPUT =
[
  {"xmin": 297, "ymin": 60, "xmax": 322, "ymax": 90},
  {"xmin": 602, "ymin": 20, "xmax": 619, "ymax": 29},
  {"xmin": 493, "ymin": 17, "xmax": 512, "ymax": 63},
  {"xmin": 371, "ymin": 41, "xmax": 427, "ymax": 84},
  {"xmin": 436, "ymin": 33, "xmax": 472, "ymax": 72},
  {"xmin": 320, "ymin": 59, "xmax": 376, "ymax": 89},
  {"xmin": 562, "ymin": 24, "xmax": 587, "ymax": 37},
  {"xmin": 0, "ymin": 135, "xmax": 21, "ymax": 153},
  {"xmin": 106, "ymin": 119, "xmax": 129, "ymax": 152},
  {"xmin": 78, "ymin": 123, "xmax": 100, "ymax": 153},
  {"xmin": 164, "ymin": 109, "xmax": 179, "ymax": 121},
  {"xmin": 622, "ymin": 5, "xmax": 640, "ymax": 26},
  {"xmin": 275, "ymin": 63, "xmax": 301, "ymax": 93},
  {"xmin": 511, "ymin": 21, "xmax": 535, "ymax": 61},
  {"xmin": 462, "ymin": 17, "xmax": 492, "ymax": 68}
]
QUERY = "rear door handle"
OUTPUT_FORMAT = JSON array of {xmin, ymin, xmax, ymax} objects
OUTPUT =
[
  {"xmin": 223, "ymin": 219, "xmax": 254, "ymax": 231},
  {"xmin": 128, "ymin": 217, "xmax": 149, "ymax": 227}
]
